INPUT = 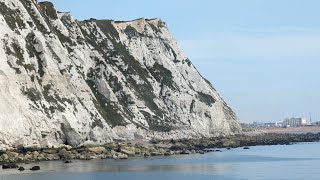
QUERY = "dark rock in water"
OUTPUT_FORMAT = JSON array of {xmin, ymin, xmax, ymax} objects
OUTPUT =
[
  {"xmin": 180, "ymin": 150, "xmax": 191, "ymax": 155},
  {"xmin": 64, "ymin": 160, "xmax": 73, "ymax": 163},
  {"xmin": 143, "ymin": 153, "xmax": 151, "ymax": 158},
  {"xmin": 243, "ymin": 147, "xmax": 250, "ymax": 150},
  {"xmin": 203, "ymin": 149, "xmax": 214, "ymax": 153},
  {"xmin": 227, "ymin": 147, "xmax": 231, "ymax": 150},
  {"xmin": 2, "ymin": 163, "xmax": 19, "ymax": 169},
  {"xmin": 30, "ymin": 166, "xmax": 40, "ymax": 171},
  {"xmin": 215, "ymin": 150, "xmax": 222, "ymax": 152},
  {"xmin": 151, "ymin": 152, "xmax": 162, "ymax": 156},
  {"xmin": 18, "ymin": 166, "xmax": 25, "ymax": 171}
]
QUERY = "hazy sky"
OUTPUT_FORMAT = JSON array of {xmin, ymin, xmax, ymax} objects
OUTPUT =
[{"xmin": 42, "ymin": 0, "xmax": 320, "ymax": 123}]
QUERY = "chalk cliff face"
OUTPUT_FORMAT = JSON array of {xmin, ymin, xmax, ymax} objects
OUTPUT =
[{"xmin": 0, "ymin": 0, "xmax": 241, "ymax": 149}]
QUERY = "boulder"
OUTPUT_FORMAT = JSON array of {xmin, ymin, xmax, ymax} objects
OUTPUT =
[
  {"xmin": 18, "ymin": 166, "xmax": 25, "ymax": 171},
  {"xmin": 16, "ymin": 155, "xmax": 25, "ymax": 162},
  {"xmin": 44, "ymin": 153, "xmax": 60, "ymax": 161},
  {"xmin": 79, "ymin": 154, "xmax": 92, "ymax": 160},
  {"xmin": 121, "ymin": 146, "xmax": 136, "ymax": 152},
  {"xmin": 82, "ymin": 141, "xmax": 96, "ymax": 148},
  {"xmin": 151, "ymin": 152, "xmax": 163, "ymax": 156},
  {"xmin": 42, "ymin": 149, "xmax": 58, "ymax": 154},
  {"xmin": 120, "ymin": 149, "xmax": 135, "ymax": 156},
  {"xmin": 2, "ymin": 163, "xmax": 19, "ymax": 169},
  {"xmin": 112, "ymin": 153, "xmax": 128, "ymax": 160},
  {"xmin": 87, "ymin": 147, "xmax": 105, "ymax": 154},
  {"xmin": 58, "ymin": 149, "xmax": 72, "ymax": 159},
  {"xmin": 6, "ymin": 151, "xmax": 19, "ymax": 159},
  {"xmin": 180, "ymin": 150, "xmax": 192, "ymax": 155},
  {"xmin": 40, "ymin": 138, "xmax": 52, "ymax": 148},
  {"xmin": 110, "ymin": 150, "xmax": 117, "ymax": 156},
  {"xmin": 32, "ymin": 151, "xmax": 40, "ymax": 158},
  {"xmin": 56, "ymin": 144, "xmax": 73, "ymax": 151},
  {"xmin": 164, "ymin": 152, "xmax": 172, "ymax": 156},
  {"xmin": 104, "ymin": 143, "xmax": 117, "ymax": 151},
  {"xmin": 36, "ymin": 153, "xmax": 46, "ymax": 161},
  {"xmin": 30, "ymin": 166, "xmax": 40, "ymax": 171},
  {"xmin": 24, "ymin": 144, "xmax": 41, "ymax": 152},
  {"xmin": 118, "ymin": 153, "xmax": 128, "ymax": 159}
]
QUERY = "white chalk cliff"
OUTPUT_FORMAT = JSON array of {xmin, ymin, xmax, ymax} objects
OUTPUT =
[{"xmin": 0, "ymin": 0, "xmax": 241, "ymax": 149}]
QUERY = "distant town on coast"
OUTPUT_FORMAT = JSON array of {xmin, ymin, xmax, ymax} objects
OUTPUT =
[{"xmin": 243, "ymin": 115, "xmax": 320, "ymax": 128}]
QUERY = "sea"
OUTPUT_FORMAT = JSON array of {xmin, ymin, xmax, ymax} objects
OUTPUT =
[{"xmin": 1, "ymin": 142, "xmax": 319, "ymax": 180}]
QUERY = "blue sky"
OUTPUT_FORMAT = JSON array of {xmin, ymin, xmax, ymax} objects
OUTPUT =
[{"xmin": 43, "ymin": 0, "xmax": 320, "ymax": 123}]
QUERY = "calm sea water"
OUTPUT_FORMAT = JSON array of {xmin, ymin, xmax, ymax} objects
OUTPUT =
[{"xmin": 1, "ymin": 142, "xmax": 320, "ymax": 180}]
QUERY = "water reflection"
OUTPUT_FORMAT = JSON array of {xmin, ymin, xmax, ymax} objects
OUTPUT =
[
  {"xmin": 1, "ymin": 143, "xmax": 320, "ymax": 180},
  {"xmin": 0, "ymin": 152, "xmax": 312, "ymax": 176},
  {"xmin": 0, "ymin": 157, "xmax": 232, "ymax": 176},
  {"xmin": 95, "ymin": 163, "xmax": 233, "ymax": 173}
]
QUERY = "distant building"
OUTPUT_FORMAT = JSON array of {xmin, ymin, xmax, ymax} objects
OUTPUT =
[
  {"xmin": 248, "ymin": 121, "xmax": 279, "ymax": 128},
  {"xmin": 264, "ymin": 123, "xmax": 276, "ymax": 127},
  {"xmin": 282, "ymin": 118, "xmax": 307, "ymax": 127},
  {"xmin": 275, "ymin": 121, "xmax": 283, "ymax": 127},
  {"xmin": 311, "ymin": 121, "xmax": 320, "ymax": 125}
]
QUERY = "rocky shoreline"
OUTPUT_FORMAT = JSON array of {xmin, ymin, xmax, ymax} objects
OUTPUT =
[{"xmin": 1, "ymin": 132, "xmax": 320, "ymax": 171}]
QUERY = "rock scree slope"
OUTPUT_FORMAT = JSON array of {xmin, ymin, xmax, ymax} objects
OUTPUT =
[{"xmin": 0, "ymin": 0, "xmax": 241, "ymax": 149}]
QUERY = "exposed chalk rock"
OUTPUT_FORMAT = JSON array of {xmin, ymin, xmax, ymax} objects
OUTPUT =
[{"xmin": 0, "ymin": 0, "xmax": 241, "ymax": 148}]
